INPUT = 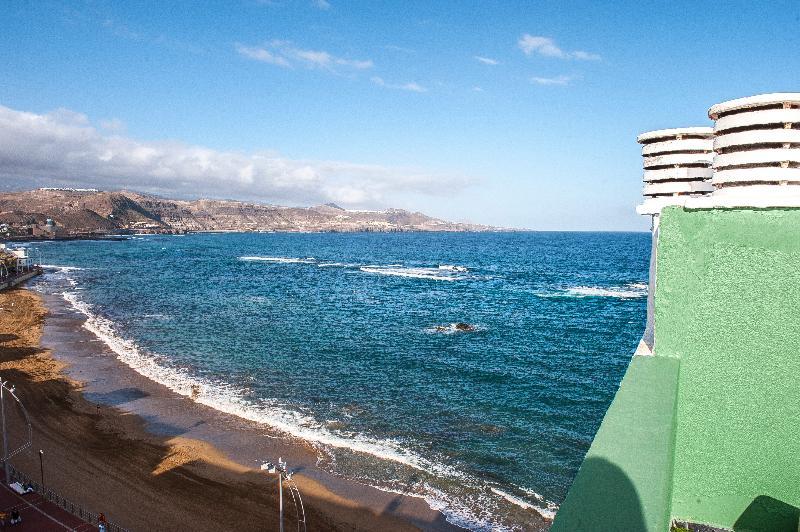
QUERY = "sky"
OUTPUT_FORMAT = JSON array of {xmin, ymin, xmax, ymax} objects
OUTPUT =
[{"xmin": 1, "ymin": 1, "xmax": 799, "ymax": 230}]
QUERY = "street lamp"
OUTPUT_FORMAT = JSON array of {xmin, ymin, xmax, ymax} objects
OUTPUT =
[
  {"xmin": 38, "ymin": 450, "xmax": 44, "ymax": 489},
  {"xmin": 0, "ymin": 379, "xmax": 32, "ymax": 484},
  {"xmin": 261, "ymin": 458, "xmax": 305, "ymax": 532}
]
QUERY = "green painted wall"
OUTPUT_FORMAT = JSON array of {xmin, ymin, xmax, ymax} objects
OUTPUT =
[
  {"xmin": 655, "ymin": 207, "xmax": 800, "ymax": 530},
  {"xmin": 551, "ymin": 356, "xmax": 679, "ymax": 532}
]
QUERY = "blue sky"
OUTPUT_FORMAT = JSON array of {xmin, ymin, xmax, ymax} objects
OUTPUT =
[{"xmin": 1, "ymin": 1, "xmax": 798, "ymax": 230}]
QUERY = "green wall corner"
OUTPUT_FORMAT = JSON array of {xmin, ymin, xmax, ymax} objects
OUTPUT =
[{"xmin": 551, "ymin": 355, "xmax": 679, "ymax": 532}]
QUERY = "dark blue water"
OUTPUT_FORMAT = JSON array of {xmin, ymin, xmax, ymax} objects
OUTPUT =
[{"xmin": 32, "ymin": 232, "xmax": 648, "ymax": 530}]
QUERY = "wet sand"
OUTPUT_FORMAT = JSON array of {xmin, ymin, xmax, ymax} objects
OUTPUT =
[{"xmin": 0, "ymin": 287, "xmax": 460, "ymax": 531}]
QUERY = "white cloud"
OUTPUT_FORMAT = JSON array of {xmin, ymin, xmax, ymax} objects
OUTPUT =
[
  {"xmin": 472, "ymin": 86, "xmax": 484, "ymax": 92},
  {"xmin": 370, "ymin": 77, "xmax": 427, "ymax": 93},
  {"xmin": 236, "ymin": 41, "xmax": 372, "ymax": 71},
  {"xmin": 0, "ymin": 104, "xmax": 470, "ymax": 206},
  {"xmin": 572, "ymin": 50, "xmax": 601, "ymax": 61},
  {"xmin": 99, "ymin": 118, "xmax": 126, "ymax": 133},
  {"xmin": 531, "ymin": 75, "xmax": 574, "ymax": 86},
  {"xmin": 313, "ymin": 0, "xmax": 331, "ymax": 9},
  {"xmin": 518, "ymin": 34, "xmax": 600, "ymax": 61},
  {"xmin": 236, "ymin": 44, "xmax": 291, "ymax": 67},
  {"xmin": 474, "ymin": 56, "xmax": 499, "ymax": 65}
]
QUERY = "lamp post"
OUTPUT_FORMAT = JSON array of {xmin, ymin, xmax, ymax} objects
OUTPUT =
[
  {"xmin": 0, "ymin": 379, "xmax": 32, "ymax": 485},
  {"xmin": 261, "ymin": 458, "xmax": 288, "ymax": 532},
  {"xmin": 38, "ymin": 450, "xmax": 44, "ymax": 489},
  {"xmin": 1, "ymin": 381, "xmax": 8, "ymax": 483}
]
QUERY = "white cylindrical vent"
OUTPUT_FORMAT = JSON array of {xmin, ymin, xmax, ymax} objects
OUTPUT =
[
  {"xmin": 709, "ymin": 93, "xmax": 800, "ymax": 204},
  {"xmin": 636, "ymin": 127, "xmax": 714, "ymax": 215}
]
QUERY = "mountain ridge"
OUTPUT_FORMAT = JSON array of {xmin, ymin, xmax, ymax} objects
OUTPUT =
[{"xmin": 0, "ymin": 189, "xmax": 497, "ymax": 237}]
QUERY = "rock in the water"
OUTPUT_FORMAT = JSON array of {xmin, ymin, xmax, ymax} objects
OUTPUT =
[{"xmin": 454, "ymin": 322, "xmax": 475, "ymax": 331}]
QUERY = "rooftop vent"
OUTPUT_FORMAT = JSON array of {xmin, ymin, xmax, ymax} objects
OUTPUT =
[
  {"xmin": 635, "ymin": 127, "xmax": 714, "ymax": 215},
  {"xmin": 708, "ymin": 93, "xmax": 800, "ymax": 205}
]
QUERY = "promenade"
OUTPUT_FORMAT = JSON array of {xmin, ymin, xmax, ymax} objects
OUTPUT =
[{"xmin": 0, "ymin": 471, "xmax": 94, "ymax": 531}]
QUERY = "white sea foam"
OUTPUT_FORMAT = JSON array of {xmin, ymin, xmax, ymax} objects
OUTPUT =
[
  {"xmin": 491, "ymin": 487, "xmax": 557, "ymax": 520},
  {"xmin": 317, "ymin": 262, "xmax": 360, "ymax": 268},
  {"xmin": 359, "ymin": 266, "xmax": 468, "ymax": 281},
  {"xmin": 425, "ymin": 323, "xmax": 483, "ymax": 334},
  {"xmin": 239, "ymin": 256, "xmax": 316, "ymax": 264},
  {"xmin": 438, "ymin": 264, "xmax": 469, "ymax": 272},
  {"xmin": 564, "ymin": 283, "xmax": 647, "ymax": 299},
  {"xmin": 40, "ymin": 264, "xmax": 85, "ymax": 271},
  {"xmin": 538, "ymin": 282, "xmax": 647, "ymax": 300}
]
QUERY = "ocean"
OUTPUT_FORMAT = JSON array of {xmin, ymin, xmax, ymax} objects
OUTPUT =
[{"xmin": 32, "ymin": 231, "xmax": 648, "ymax": 530}]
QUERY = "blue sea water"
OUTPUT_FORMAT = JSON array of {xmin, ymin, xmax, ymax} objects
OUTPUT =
[{"xmin": 32, "ymin": 231, "xmax": 648, "ymax": 530}]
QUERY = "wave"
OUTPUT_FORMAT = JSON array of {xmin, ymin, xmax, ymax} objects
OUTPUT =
[
  {"xmin": 317, "ymin": 262, "xmax": 361, "ymax": 268},
  {"xmin": 239, "ymin": 256, "xmax": 316, "ymax": 264},
  {"xmin": 438, "ymin": 264, "xmax": 468, "ymax": 272},
  {"xmin": 360, "ymin": 266, "xmax": 469, "ymax": 281},
  {"xmin": 538, "ymin": 282, "xmax": 647, "ymax": 300},
  {"xmin": 490, "ymin": 488, "xmax": 557, "ymax": 521},
  {"xmin": 40, "ymin": 264, "xmax": 85, "ymax": 271}
]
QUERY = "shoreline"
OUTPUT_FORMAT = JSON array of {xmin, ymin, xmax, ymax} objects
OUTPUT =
[{"xmin": 0, "ymin": 287, "xmax": 461, "ymax": 531}]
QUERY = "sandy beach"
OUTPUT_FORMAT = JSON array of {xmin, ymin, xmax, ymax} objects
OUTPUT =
[{"xmin": 0, "ymin": 287, "xmax": 461, "ymax": 531}]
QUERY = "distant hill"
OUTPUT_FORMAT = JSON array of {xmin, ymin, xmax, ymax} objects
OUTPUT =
[{"xmin": 0, "ymin": 189, "xmax": 496, "ymax": 237}]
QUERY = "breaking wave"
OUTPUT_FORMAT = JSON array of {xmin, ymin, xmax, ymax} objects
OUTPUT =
[
  {"xmin": 239, "ymin": 256, "xmax": 316, "ymax": 264},
  {"xmin": 359, "ymin": 265, "xmax": 470, "ymax": 281},
  {"xmin": 538, "ymin": 282, "xmax": 647, "ymax": 300}
]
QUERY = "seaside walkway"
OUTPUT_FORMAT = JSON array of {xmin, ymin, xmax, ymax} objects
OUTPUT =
[{"xmin": 0, "ymin": 471, "xmax": 94, "ymax": 530}]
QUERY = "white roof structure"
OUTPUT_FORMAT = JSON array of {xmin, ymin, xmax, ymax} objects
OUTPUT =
[
  {"xmin": 636, "ymin": 127, "xmax": 714, "ymax": 215},
  {"xmin": 700, "ymin": 93, "xmax": 800, "ymax": 207}
]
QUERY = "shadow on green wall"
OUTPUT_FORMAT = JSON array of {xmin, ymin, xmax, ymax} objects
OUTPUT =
[
  {"xmin": 733, "ymin": 496, "xmax": 800, "ymax": 532},
  {"xmin": 552, "ymin": 457, "xmax": 647, "ymax": 531}
]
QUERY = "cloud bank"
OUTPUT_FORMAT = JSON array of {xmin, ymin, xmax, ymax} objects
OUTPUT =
[{"xmin": 0, "ymin": 105, "xmax": 469, "ymax": 206}]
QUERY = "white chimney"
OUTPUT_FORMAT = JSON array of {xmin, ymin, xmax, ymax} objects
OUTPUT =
[
  {"xmin": 706, "ymin": 93, "xmax": 800, "ymax": 206},
  {"xmin": 636, "ymin": 127, "xmax": 714, "ymax": 216}
]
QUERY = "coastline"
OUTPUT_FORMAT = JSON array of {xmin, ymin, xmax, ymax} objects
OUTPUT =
[{"xmin": 0, "ymin": 287, "xmax": 461, "ymax": 531}]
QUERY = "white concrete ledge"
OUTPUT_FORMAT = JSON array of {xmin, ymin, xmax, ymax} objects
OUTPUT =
[
  {"xmin": 637, "ymin": 127, "xmax": 713, "ymax": 144},
  {"xmin": 714, "ymin": 129, "xmax": 800, "ymax": 151},
  {"xmin": 687, "ymin": 185, "xmax": 800, "ymax": 208},
  {"xmin": 643, "ymin": 152, "xmax": 714, "ymax": 168},
  {"xmin": 713, "ymin": 148, "xmax": 800, "ymax": 168},
  {"xmin": 643, "ymin": 181, "xmax": 714, "ymax": 196},
  {"xmin": 714, "ymin": 109, "xmax": 800, "ymax": 132},
  {"xmin": 636, "ymin": 196, "xmax": 688, "ymax": 215},
  {"xmin": 712, "ymin": 167, "xmax": 800, "ymax": 184},
  {"xmin": 708, "ymin": 93, "xmax": 800, "ymax": 118},
  {"xmin": 641, "ymin": 138, "xmax": 713, "ymax": 156},
  {"xmin": 643, "ymin": 167, "xmax": 713, "ymax": 182}
]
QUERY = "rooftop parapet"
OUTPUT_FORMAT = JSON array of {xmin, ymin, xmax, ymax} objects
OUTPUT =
[
  {"xmin": 704, "ymin": 93, "xmax": 800, "ymax": 206},
  {"xmin": 636, "ymin": 127, "xmax": 714, "ymax": 215}
]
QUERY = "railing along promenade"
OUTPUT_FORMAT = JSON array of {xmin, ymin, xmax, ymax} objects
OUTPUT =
[{"xmin": 7, "ymin": 463, "xmax": 129, "ymax": 532}]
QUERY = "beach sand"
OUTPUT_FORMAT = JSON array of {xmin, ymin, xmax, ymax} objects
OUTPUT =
[{"xmin": 0, "ymin": 287, "xmax": 460, "ymax": 531}]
